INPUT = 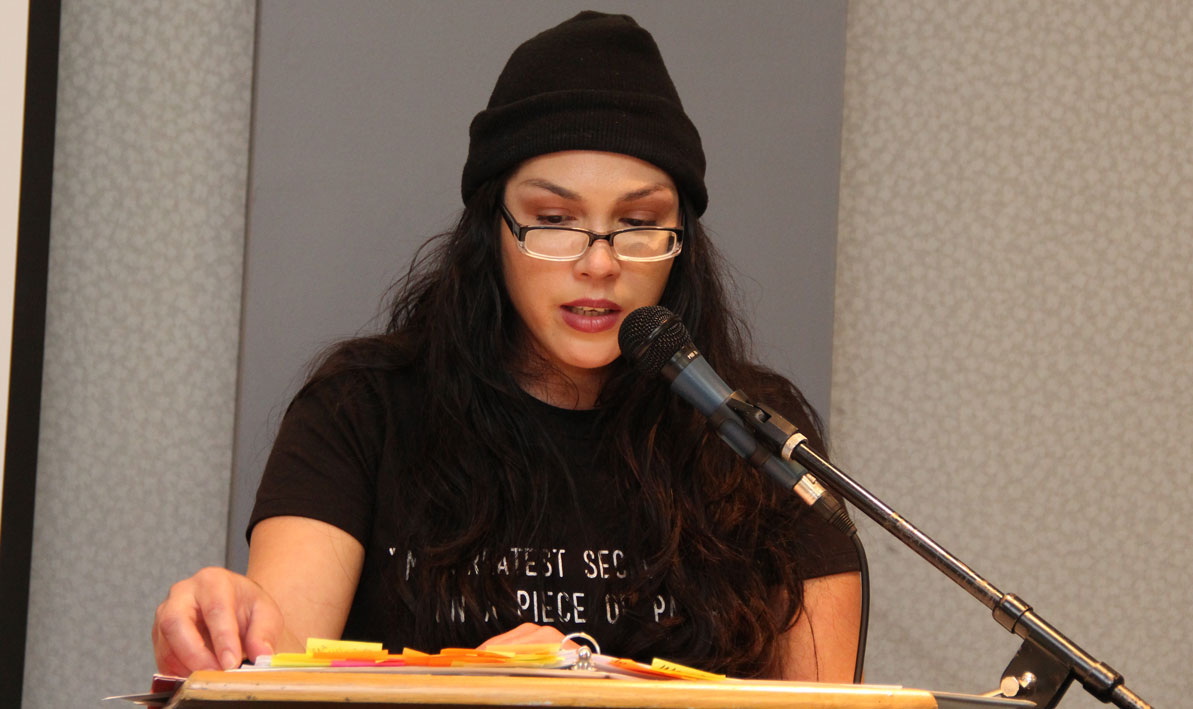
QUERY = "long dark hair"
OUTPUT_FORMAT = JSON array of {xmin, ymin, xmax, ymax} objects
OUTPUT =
[{"xmin": 307, "ymin": 176, "xmax": 828, "ymax": 678}]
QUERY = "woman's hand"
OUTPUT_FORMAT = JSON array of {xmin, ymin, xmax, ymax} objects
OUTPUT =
[
  {"xmin": 152, "ymin": 566, "xmax": 284, "ymax": 675},
  {"xmin": 478, "ymin": 622, "xmax": 576, "ymax": 649},
  {"xmin": 152, "ymin": 517, "xmax": 363, "ymax": 677}
]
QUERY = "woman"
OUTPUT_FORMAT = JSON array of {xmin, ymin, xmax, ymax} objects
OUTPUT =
[{"xmin": 152, "ymin": 11, "xmax": 861, "ymax": 681}]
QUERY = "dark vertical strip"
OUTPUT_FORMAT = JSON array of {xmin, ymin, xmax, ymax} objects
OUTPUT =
[
  {"xmin": 0, "ymin": 0, "xmax": 61, "ymax": 705},
  {"xmin": 227, "ymin": 0, "xmax": 264, "ymax": 568}
]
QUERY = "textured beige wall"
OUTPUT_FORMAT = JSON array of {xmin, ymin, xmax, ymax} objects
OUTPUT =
[
  {"xmin": 833, "ymin": 2, "xmax": 1191, "ymax": 706},
  {"xmin": 25, "ymin": 2, "xmax": 254, "ymax": 706}
]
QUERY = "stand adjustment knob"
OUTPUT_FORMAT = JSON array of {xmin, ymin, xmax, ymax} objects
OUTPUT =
[{"xmin": 1000, "ymin": 672, "xmax": 1037, "ymax": 697}]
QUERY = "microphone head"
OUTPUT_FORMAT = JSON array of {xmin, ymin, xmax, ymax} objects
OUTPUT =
[{"xmin": 618, "ymin": 305, "xmax": 693, "ymax": 373}]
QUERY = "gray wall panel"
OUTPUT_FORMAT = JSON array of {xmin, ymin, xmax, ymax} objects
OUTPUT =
[
  {"xmin": 27, "ymin": 2, "xmax": 254, "ymax": 705},
  {"xmin": 834, "ymin": 2, "xmax": 1190, "ymax": 706}
]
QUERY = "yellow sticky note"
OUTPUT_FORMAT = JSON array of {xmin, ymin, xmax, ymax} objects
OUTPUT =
[
  {"xmin": 312, "ymin": 649, "xmax": 391, "ymax": 661},
  {"xmin": 270, "ymin": 653, "xmax": 333, "ymax": 667},
  {"xmin": 305, "ymin": 638, "xmax": 384, "ymax": 655}
]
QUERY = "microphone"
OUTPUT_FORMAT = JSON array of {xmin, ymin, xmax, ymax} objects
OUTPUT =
[{"xmin": 618, "ymin": 306, "xmax": 854, "ymax": 535}]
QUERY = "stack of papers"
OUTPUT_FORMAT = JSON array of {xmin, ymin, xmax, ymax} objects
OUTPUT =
[
  {"xmin": 107, "ymin": 637, "xmax": 726, "ymax": 706},
  {"xmin": 253, "ymin": 637, "xmax": 726, "ymax": 681}
]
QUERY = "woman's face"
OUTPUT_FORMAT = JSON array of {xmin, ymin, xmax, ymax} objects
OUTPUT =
[{"xmin": 501, "ymin": 151, "xmax": 678, "ymax": 395}]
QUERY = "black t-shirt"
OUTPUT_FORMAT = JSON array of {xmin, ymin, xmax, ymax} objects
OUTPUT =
[{"xmin": 249, "ymin": 363, "xmax": 859, "ymax": 656}]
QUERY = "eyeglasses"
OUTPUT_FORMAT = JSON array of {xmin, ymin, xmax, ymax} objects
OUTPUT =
[{"xmin": 500, "ymin": 203, "xmax": 683, "ymax": 262}]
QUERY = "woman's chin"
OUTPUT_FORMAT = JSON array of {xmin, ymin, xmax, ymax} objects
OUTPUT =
[{"xmin": 555, "ymin": 348, "xmax": 619, "ymax": 376}]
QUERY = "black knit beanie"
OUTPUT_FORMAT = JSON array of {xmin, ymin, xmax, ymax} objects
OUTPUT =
[{"xmin": 462, "ymin": 11, "xmax": 707, "ymax": 215}]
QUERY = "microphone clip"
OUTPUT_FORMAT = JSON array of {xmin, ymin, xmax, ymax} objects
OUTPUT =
[
  {"xmin": 722, "ymin": 394, "xmax": 852, "ymax": 534},
  {"xmin": 725, "ymin": 396, "xmax": 808, "ymax": 463}
]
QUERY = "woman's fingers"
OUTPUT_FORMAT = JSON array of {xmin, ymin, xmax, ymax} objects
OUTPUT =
[
  {"xmin": 154, "ymin": 586, "xmax": 221, "ymax": 673},
  {"xmin": 152, "ymin": 567, "xmax": 282, "ymax": 674},
  {"xmin": 154, "ymin": 645, "xmax": 187, "ymax": 678},
  {"xmin": 185, "ymin": 567, "xmax": 248, "ymax": 670},
  {"xmin": 241, "ymin": 589, "xmax": 285, "ymax": 662}
]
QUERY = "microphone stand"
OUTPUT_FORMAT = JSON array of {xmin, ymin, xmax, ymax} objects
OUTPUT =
[{"xmin": 728, "ymin": 398, "xmax": 1151, "ymax": 709}]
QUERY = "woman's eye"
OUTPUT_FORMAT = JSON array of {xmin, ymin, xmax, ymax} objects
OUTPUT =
[
  {"xmin": 536, "ymin": 214, "xmax": 572, "ymax": 225},
  {"xmin": 622, "ymin": 217, "xmax": 657, "ymax": 228}
]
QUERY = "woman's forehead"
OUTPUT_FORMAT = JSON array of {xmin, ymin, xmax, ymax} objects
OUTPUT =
[{"xmin": 507, "ymin": 152, "xmax": 677, "ymax": 201}]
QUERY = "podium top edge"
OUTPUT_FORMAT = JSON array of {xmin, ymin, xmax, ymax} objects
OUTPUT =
[{"xmin": 170, "ymin": 670, "xmax": 939, "ymax": 709}]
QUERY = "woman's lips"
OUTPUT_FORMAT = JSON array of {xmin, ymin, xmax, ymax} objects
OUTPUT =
[{"xmin": 560, "ymin": 300, "xmax": 621, "ymax": 333}]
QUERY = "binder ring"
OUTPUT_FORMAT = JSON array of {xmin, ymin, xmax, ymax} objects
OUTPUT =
[{"xmin": 562, "ymin": 631, "xmax": 601, "ymax": 671}]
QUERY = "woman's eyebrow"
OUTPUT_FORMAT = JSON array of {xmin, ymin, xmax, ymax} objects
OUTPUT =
[
  {"xmin": 519, "ymin": 179, "xmax": 580, "ymax": 201},
  {"xmin": 618, "ymin": 184, "xmax": 672, "ymax": 203}
]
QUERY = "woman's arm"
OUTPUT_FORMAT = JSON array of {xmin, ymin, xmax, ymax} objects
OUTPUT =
[
  {"xmin": 153, "ymin": 515, "xmax": 363, "ymax": 675},
  {"xmin": 245, "ymin": 515, "xmax": 365, "ymax": 652},
  {"xmin": 777, "ymin": 571, "xmax": 863, "ymax": 682}
]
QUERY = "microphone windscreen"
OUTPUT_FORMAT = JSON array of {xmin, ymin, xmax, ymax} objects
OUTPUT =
[{"xmin": 618, "ymin": 305, "xmax": 692, "ymax": 373}]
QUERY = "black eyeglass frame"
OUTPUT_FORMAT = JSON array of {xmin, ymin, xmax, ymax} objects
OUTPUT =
[{"xmin": 499, "ymin": 202, "xmax": 684, "ymax": 262}]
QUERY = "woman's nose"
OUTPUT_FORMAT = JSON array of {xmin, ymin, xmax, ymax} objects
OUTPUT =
[{"xmin": 574, "ymin": 239, "xmax": 621, "ymax": 278}]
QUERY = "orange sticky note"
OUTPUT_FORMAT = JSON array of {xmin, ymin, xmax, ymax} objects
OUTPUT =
[{"xmin": 650, "ymin": 658, "xmax": 725, "ymax": 680}]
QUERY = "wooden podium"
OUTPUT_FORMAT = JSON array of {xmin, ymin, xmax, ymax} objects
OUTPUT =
[{"xmin": 161, "ymin": 670, "xmax": 954, "ymax": 709}]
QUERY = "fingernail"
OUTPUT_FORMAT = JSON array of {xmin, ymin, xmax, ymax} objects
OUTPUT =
[{"xmin": 221, "ymin": 650, "xmax": 239, "ymax": 669}]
